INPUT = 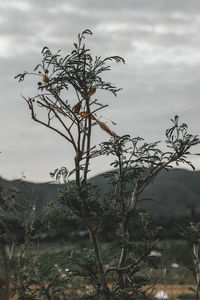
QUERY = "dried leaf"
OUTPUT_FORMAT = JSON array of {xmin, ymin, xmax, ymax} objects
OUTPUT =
[
  {"xmin": 97, "ymin": 120, "xmax": 120, "ymax": 138},
  {"xmin": 88, "ymin": 87, "xmax": 96, "ymax": 97},
  {"xmin": 42, "ymin": 76, "xmax": 49, "ymax": 83},
  {"xmin": 74, "ymin": 102, "xmax": 81, "ymax": 114},
  {"xmin": 79, "ymin": 112, "xmax": 96, "ymax": 120}
]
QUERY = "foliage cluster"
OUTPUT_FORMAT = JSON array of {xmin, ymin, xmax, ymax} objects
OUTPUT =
[{"xmin": 0, "ymin": 30, "xmax": 199, "ymax": 299}]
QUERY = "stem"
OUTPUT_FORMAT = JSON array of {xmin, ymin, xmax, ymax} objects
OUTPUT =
[
  {"xmin": 118, "ymin": 247, "xmax": 127, "ymax": 288},
  {"xmin": 118, "ymin": 154, "xmax": 125, "ymax": 215},
  {"xmin": 117, "ymin": 212, "xmax": 130, "ymax": 289},
  {"xmin": 117, "ymin": 180, "xmax": 139, "ymax": 288},
  {"xmin": 192, "ymin": 242, "xmax": 200, "ymax": 299},
  {"xmin": 74, "ymin": 152, "xmax": 81, "ymax": 188},
  {"xmin": 83, "ymin": 100, "xmax": 92, "ymax": 185},
  {"xmin": 117, "ymin": 153, "xmax": 127, "ymax": 288},
  {"xmin": 1, "ymin": 246, "xmax": 10, "ymax": 300},
  {"xmin": 89, "ymin": 228, "xmax": 111, "ymax": 299},
  {"xmin": 74, "ymin": 151, "xmax": 88, "ymax": 218}
]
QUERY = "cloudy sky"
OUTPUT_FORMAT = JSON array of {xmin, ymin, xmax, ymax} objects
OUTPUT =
[{"xmin": 1, "ymin": 0, "xmax": 200, "ymax": 182}]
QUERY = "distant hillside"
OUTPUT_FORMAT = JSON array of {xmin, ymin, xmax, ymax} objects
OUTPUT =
[
  {"xmin": 1, "ymin": 168, "xmax": 200, "ymax": 220},
  {"xmin": 139, "ymin": 168, "xmax": 200, "ymax": 218},
  {"xmin": 90, "ymin": 168, "xmax": 200, "ymax": 219}
]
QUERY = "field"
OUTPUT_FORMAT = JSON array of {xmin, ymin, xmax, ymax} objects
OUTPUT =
[{"xmin": 7, "ymin": 239, "xmax": 197, "ymax": 299}]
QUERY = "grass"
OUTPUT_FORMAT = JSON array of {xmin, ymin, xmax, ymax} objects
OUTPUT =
[{"xmin": 3, "ymin": 239, "xmax": 199, "ymax": 299}]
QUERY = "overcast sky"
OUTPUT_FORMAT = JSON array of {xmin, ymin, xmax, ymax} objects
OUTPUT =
[{"xmin": 0, "ymin": 0, "xmax": 200, "ymax": 182}]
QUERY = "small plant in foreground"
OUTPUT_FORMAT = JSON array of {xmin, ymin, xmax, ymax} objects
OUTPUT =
[
  {"xmin": 14, "ymin": 29, "xmax": 200, "ymax": 299},
  {"xmin": 180, "ymin": 223, "xmax": 200, "ymax": 299}
]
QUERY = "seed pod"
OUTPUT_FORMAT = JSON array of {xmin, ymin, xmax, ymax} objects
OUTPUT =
[
  {"xmin": 88, "ymin": 87, "xmax": 96, "ymax": 97},
  {"xmin": 42, "ymin": 76, "xmax": 49, "ymax": 83}
]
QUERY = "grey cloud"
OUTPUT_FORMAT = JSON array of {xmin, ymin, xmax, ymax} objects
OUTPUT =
[{"xmin": 79, "ymin": 0, "xmax": 200, "ymax": 12}]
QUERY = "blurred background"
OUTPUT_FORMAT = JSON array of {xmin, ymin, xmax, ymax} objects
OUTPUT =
[{"xmin": 0, "ymin": 0, "xmax": 200, "ymax": 182}]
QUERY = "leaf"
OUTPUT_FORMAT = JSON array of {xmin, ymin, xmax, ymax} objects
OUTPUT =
[
  {"xmin": 111, "ymin": 120, "xmax": 117, "ymax": 125},
  {"xmin": 97, "ymin": 120, "xmax": 121, "ymax": 138},
  {"xmin": 74, "ymin": 102, "xmax": 81, "ymax": 114},
  {"xmin": 82, "ymin": 29, "xmax": 93, "ymax": 36},
  {"xmin": 88, "ymin": 87, "xmax": 96, "ymax": 97},
  {"xmin": 42, "ymin": 76, "xmax": 49, "ymax": 83},
  {"xmin": 14, "ymin": 72, "xmax": 27, "ymax": 82},
  {"xmin": 79, "ymin": 112, "xmax": 96, "ymax": 120}
]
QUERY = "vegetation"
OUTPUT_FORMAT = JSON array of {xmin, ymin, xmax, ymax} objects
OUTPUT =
[
  {"xmin": 1, "ymin": 167, "xmax": 200, "ymax": 241},
  {"xmin": 179, "ymin": 223, "xmax": 200, "ymax": 299},
  {"xmin": 0, "ymin": 29, "xmax": 199, "ymax": 299}
]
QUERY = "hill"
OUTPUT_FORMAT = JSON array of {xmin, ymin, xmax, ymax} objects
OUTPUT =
[
  {"xmin": 0, "ymin": 168, "xmax": 200, "ymax": 220},
  {"xmin": 89, "ymin": 168, "xmax": 200, "ymax": 219}
]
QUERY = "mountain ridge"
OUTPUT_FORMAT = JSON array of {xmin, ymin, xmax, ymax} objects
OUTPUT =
[{"xmin": 0, "ymin": 168, "xmax": 199, "ymax": 219}]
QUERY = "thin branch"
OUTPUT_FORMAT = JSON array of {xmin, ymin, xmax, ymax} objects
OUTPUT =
[
  {"xmin": 23, "ymin": 96, "xmax": 74, "ymax": 144},
  {"xmin": 137, "ymin": 158, "xmax": 174, "ymax": 196}
]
